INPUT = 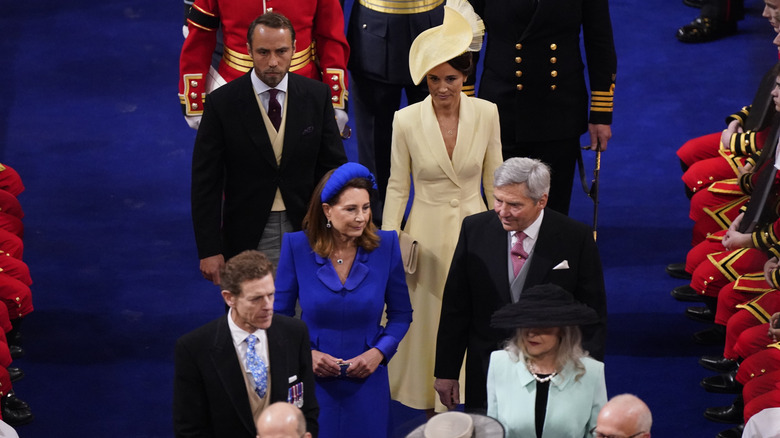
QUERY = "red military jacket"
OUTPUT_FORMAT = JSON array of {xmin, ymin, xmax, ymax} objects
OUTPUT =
[{"xmin": 179, "ymin": 0, "xmax": 349, "ymax": 116}]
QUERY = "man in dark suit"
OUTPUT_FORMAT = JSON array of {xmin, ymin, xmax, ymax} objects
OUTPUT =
[
  {"xmin": 191, "ymin": 12, "xmax": 347, "ymax": 284},
  {"xmin": 173, "ymin": 250, "xmax": 318, "ymax": 438},
  {"xmin": 433, "ymin": 157, "xmax": 607, "ymax": 412},
  {"xmin": 471, "ymin": 0, "xmax": 617, "ymax": 214}
]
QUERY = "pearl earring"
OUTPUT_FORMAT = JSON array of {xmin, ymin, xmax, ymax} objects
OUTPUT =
[{"xmin": 326, "ymin": 219, "xmax": 332, "ymax": 228}]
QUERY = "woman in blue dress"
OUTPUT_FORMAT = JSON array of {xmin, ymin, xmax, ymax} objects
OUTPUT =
[{"xmin": 274, "ymin": 163, "xmax": 412, "ymax": 438}]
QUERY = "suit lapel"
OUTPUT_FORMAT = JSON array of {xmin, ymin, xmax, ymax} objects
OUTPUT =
[
  {"xmin": 266, "ymin": 317, "xmax": 289, "ymax": 403},
  {"xmin": 419, "ymin": 96, "xmax": 460, "ymax": 186},
  {"xmin": 237, "ymin": 74, "xmax": 278, "ymax": 169},
  {"xmin": 210, "ymin": 317, "xmax": 256, "ymax": 436},
  {"xmin": 279, "ymin": 74, "xmax": 305, "ymax": 173},
  {"xmin": 484, "ymin": 214, "xmax": 514, "ymax": 304},
  {"xmin": 525, "ymin": 210, "xmax": 561, "ymax": 287},
  {"xmin": 450, "ymin": 94, "xmax": 473, "ymax": 180}
]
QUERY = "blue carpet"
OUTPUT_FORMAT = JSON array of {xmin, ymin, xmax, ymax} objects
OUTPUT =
[{"xmin": 2, "ymin": 0, "xmax": 777, "ymax": 436}]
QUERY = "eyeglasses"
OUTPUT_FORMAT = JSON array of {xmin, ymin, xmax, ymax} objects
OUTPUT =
[{"xmin": 589, "ymin": 427, "xmax": 647, "ymax": 438}]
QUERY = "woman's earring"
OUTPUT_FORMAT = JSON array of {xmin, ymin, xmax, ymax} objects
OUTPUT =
[{"xmin": 326, "ymin": 219, "xmax": 332, "ymax": 228}]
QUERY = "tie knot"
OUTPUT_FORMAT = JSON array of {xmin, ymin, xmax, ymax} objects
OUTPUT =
[
  {"xmin": 246, "ymin": 334, "xmax": 258, "ymax": 348},
  {"xmin": 268, "ymin": 89, "xmax": 278, "ymax": 99}
]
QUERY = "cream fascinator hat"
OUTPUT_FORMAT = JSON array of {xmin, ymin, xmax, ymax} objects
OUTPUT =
[{"xmin": 408, "ymin": 0, "xmax": 485, "ymax": 85}]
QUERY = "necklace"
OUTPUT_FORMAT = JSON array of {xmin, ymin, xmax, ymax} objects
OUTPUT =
[{"xmin": 527, "ymin": 361, "xmax": 557, "ymax": 383}]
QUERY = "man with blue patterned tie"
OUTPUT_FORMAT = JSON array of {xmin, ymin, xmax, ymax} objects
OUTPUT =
[{"xmin": 173, "ymin": 250, "xmax": 319, "ymax": 438}]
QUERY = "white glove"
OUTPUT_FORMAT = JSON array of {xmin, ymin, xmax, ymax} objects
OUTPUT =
[
  {"xmin": 335, "ymin": 108, "xmax": 349, "ymax": 135},
  {"xmin": 185, "ymin": 115, "xmax": 202, "ymax": 130},
  {"xmin": 182, "ymin": 25, "xmax": 189, "ymax": 39}
]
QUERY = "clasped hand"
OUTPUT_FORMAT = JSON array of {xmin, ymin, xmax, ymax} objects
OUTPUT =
[
  {"xmin": 311, "ymin": 348, "xmax": 383, "ymax": 379},
  {"xmin": 722, "ymin": 213, "xmax": 753, "ymax": 251}
]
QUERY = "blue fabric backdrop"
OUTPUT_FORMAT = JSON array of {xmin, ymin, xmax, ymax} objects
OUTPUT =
[{"xmin": 1, "ymin": 0, "xmax": 776, "ymax": 436}]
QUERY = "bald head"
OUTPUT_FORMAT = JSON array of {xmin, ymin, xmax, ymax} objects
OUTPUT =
[
  {"xmin": 255, "ymin": 402, "xmax": 311, "ymax": 438},
  {"xmin": 595, "ymin": 394, "xmax": 652, "ymax": 438}
]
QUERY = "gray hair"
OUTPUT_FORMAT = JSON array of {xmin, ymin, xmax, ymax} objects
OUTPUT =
[
  {"xmin": 503, "ymin": 325, "xmax": 588, "ymax": 381},
  {"xmin": 493, "ymin": 157, "xmax": 551, "ymax": 202}
]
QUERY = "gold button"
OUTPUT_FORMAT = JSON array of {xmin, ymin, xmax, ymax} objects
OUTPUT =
[
  {"xmin": 550, "ymin": 57, "xmax": 557, "ymax": 64},
  {"xmin": 516, "ymin": 84, "xmax": 523, "ymax": 91},
  {"xmin": 550, "ymin": 85, "xmax": 557, "ymax": 91},
  {"xmin": 515, "ymin": 43, "xmax": 522, "ymax": 50},
  {"xmin": 449, "ymin": 199, "xmax": 460, "ymax": 207},
  {"xmin": 550, "ymin": 43, "xmax": 557, "ymax": 50},
  {"xmin": 515, "ymin": 71, "xmax": 522, "ymax": 77},
  {"xmin": 515, "ymin": 57, "xmax": 522, "ymax": 63},
  {"xmin": 331, "ymin": 75, "xmax": 338, "ymax": 81},
  {"xmin": 190, "ymin": 80, "xmax": 199, "ymax": 87},
  {"xmin": 190, "ymin": 92, "xmax": 197, "ymax": 99},
  {"xmin": 331, "ymin": 95, "xmax": 338, "ymax": 102},
  {"xmin": 332, "ymin": 84, "xmax": 340, "ymax": 91},
  {"xmin": 550, "ymin": 70, "xmax": 558, "ymax": 78},
  {"xmin": 192, "ymin": 103, "xmax": 199, "ymax": 110},
  {"xmin": 266, "ymin": 7, "xmax": 273, "ymax": 11}
]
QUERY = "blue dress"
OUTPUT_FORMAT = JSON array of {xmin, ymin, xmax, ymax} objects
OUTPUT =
[{"xmin": 275, "ymin": 230, "xmax": 412, "ymax": 438}]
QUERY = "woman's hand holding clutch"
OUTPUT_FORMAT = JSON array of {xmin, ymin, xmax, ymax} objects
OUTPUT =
[{"xmin": 345, "ymin": 348, "xmax": 384, "ymax": 379}]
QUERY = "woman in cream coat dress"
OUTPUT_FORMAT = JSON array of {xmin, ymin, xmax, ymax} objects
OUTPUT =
[{"xmin": 382, "ymin": 0, "xmax": 503, "ymax": 412}]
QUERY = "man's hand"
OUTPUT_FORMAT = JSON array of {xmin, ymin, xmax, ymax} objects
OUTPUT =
[
  {"xmin": 199, "ymin": 254, "xmax": 225, "ymax": 285},
  {"xmin": 345, "ymin": 348, "xmax": 384, "ymax": 379},
  {"xmin": 587, "ymin": 123, "xmax": 611, "ymax": 151},
  {"xmin": 764, "ymin": 257, "xmax": 780, "ymax": 284},
  {"xmin": 722, "ymin": 213, "xmax": 752, "ymax": 250},
  {"xmin": 185, "ymin": 115, "xmax": 202, "ymax": 130},
  {"xmin": 434, "ymin": 378, "xmax": 460, "ymax": 410},
  {"xmin": 738, "ymin": 162, "xmax": 754, "ymax": 176},
  {"xmin": 720, "ymin": 120, "xmax": 743, "ymax": 151},
  {"xmin": 769, "ymin": 312, "xmax": 780, "ymax": 341},
  {"xmin": 311, "ymin": 350, "xmax": 343, "ymax": 378}
]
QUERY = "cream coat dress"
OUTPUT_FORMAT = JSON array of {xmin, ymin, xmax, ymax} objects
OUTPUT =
[{"xmin": 382, "ymin": 93, "xmax": 503, "ymax": 410}]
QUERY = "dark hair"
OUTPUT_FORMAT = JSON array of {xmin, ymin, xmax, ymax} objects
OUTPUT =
[
  {"xmin": 247, "ymin": 12, "xmax": 296, "ymax": 47},
  {"xmin": 446, "ymin": 52, "xmax": 474, "ymax": 77},
  {"xmin": 302, "ymin": 170, "xmax": 379, "ymax": 257},
  {"xmin": 220, "ymin": 250, "xmax": 274, "ymax": 296}
]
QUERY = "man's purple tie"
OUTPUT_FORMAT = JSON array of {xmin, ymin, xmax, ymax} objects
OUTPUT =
[
  {"xmin": 511, "ymin": 232, "xmax": 528, "ymax": 277},
  {"xmin": 267, "ymin": 89, "xmax": 281, "ymax": 131}
]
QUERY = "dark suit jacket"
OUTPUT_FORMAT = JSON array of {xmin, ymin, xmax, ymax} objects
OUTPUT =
[
  {"xmin": 434, "ymin": 209, "xmax": 607, "ymax": 411},
  {"xmin": 173, "ymin": 314, "xmax": 319, "ymax": 438},
  {"xmin": 191, "ymin": 72, "xmax": 347, "ymax": 260},
  {"xmin": 472, "ymin": 0, "xmax": 617, "ymax": 143}
]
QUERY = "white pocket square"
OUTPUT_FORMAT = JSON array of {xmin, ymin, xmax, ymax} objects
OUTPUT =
[
  {"xmin": 553, "ymin": 260, "xmax": 569, "ymax": 270},
  {"xmin": 288, "ymin": 375, "xmax": 297, "ymax": 384}
]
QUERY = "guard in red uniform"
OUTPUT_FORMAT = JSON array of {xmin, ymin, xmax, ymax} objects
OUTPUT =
[{"xmin": 179, "ymin": 0, "xmax": 350, "ymax": 130}]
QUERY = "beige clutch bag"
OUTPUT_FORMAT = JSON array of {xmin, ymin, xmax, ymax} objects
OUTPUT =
[{"xmin": 398, "ymin": 231, "xmax": 418, "ymax": 275}]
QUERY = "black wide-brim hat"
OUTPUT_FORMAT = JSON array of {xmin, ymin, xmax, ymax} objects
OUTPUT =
[{"xmin": 490, "ymin": 283, "xmax": 599, "ymax": 329}]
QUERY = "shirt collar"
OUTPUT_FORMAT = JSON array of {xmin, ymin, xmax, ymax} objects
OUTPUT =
[
  {"xmin": 513, "ymin": 209, "xmax": 544, "ymax": 241},
  {"xmin": 226, "ymin": 308, "xmax": 267, "ymax": 347},
  {"xmin": 250, "ymin": 69, "xmax": 289, "ymax": 95}
]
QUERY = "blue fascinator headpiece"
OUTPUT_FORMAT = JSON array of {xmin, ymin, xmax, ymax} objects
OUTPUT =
[{"xmin": 320, "ymin": 162, "xmax": 378, "ymax": 203}]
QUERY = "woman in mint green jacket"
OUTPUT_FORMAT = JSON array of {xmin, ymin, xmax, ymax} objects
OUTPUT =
[{"xmin": 487, "ymin": 284, "xmax": 607, "ymax": 438}]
